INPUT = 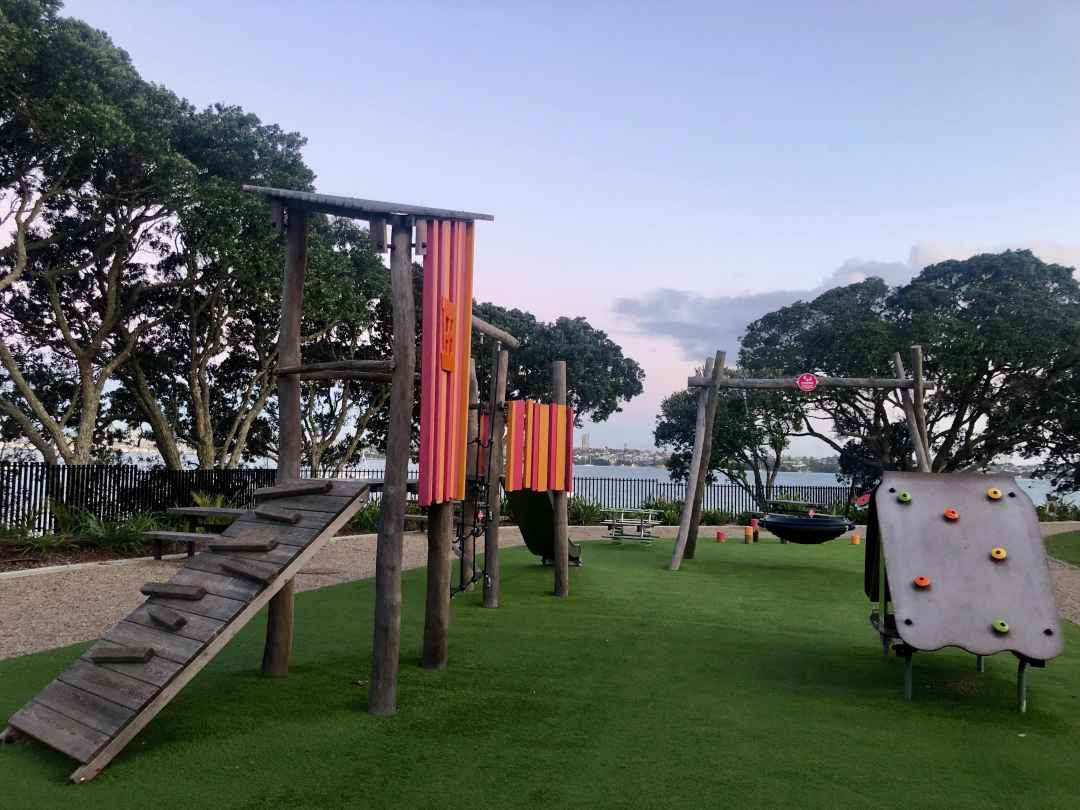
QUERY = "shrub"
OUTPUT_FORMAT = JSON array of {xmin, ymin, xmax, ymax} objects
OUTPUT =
[
  {"xmin": 641, "ymin": 496, "xmax": 682, "ymax": 526},
  {"xmin": 192, "ymin": 491, "xmax": 240, "ymax": 526},
  {"xmin": 567, "ymin": 495, "xmax": 605, "ymax": 526},
  {"xmin": 343, "ymin": 500, "xmax": 382, "ymax": 534},
  {"xmin": 1037, "ymin": 498, "xmax": 1080, "ymax": 522},
  {"xmin": 79, "ymin": 512, "xmax": 157, "ymax": 553},
  {"xmin": 21, "ymin": 532, "xmax": 75, "ymax": 555},
  {"xmin": 699, "ymin": 509, "xmax": 735, "ymax": 525}
]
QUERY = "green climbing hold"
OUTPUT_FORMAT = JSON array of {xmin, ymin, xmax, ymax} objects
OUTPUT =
[
  {"xmin": 992, "ymin": 619, "xmax": 1010, "ymax": 634},
  {"xmin": 897, "ymin": 491, "xmax": 912, "ymax": 504}
]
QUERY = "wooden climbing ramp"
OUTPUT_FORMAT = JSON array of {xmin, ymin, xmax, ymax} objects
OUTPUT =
[{"xmin": 4, "ymin": 479, "xmax": 370, "ymax": 783}]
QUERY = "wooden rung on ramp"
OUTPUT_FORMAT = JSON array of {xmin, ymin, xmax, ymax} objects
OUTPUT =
[
  {"xmin": 253, "ymin": 480, "xmax": 332, "ymax": 500},
  {"xmin": 207, "ymin": 540, "xmax": 278, "ymax": 553},
  {"xmin": 253, "ymin": 506, "xmax": 302, "ymax": 524},
  {"xmin": 140, "ymin": 583, "xmax": 206, "ymax": 601},
  {"xmin": 90, "ymin": 647, "xmax": 155, "ymax": 664},
  {"xmin": 147, "ymin": 606, "xmax": 188, "ymax": 632},
  {"xmin": 5, "ymin": 479, "xmax": 372, "ymax": 783}
]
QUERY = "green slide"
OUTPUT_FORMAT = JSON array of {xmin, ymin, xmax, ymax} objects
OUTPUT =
[{"xmin": 506, "ymin": 490, "xmax": 582, "ymax": 566}]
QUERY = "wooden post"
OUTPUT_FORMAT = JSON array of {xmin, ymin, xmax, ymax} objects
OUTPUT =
[
  {"xmin": 368, "ymin": 218, "xmax": 415, "ymax": 715},
  {"xmin": 671, "ymin": 354, "xmax": 713, "ymax": 571},
  {"xmin": 262, "ymin": 206, "xmax": 307, "ymax": 678},
  {"xmin": 552, "ymin": 360, "xmax": 570, "ymax": 597},
  {"xmin": 685, "ymin": 351, "xmax": 724, "ymax": 560},
  {"xmin": 892, "ymin": 352, "xmax": 931, "ymax": 474},
  {"xmin": 483, "ymin": 346, "xmax": 509, "ymax": 609},
  {"xmin": 459, "ymin": 360, "xmax": 479, "ymax": 591},
  {"xmin": 911, "ymin": 345, "xmax": 931, "ymax": 467},
  {"xmin": 421, "ymin": 502, "xmax": 452, "ymax": 669}
]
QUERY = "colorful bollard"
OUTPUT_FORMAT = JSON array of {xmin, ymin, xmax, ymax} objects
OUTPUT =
[
  {"xmin": 716, "ymin": 530, "xmax": 726, "ymax": 543},
  {"xmin": 750, "ymin": 517, "xmax": 760, "ymax": 543},
  {"xmin": 850, "ymin": 532, "xmax": 861, "ymax": 546},
  {"xmin": 744, "ymin": 526, "xmax": 753, "ymax": 544}
]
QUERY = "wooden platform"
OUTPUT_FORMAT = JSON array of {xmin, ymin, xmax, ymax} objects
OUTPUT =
[{"xmin": 6, "ymin": 479, "xmax": 371, "ymax": 783}]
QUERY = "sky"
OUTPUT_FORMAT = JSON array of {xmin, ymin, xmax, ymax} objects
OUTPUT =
[{"xmin": 64, "ymin": 0, "xmax": 1080, "ymax": 454}]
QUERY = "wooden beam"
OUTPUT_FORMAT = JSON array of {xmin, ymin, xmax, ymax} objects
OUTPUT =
[
  {"xmin": 552, "ymin": 360, "xmax": 570, "ymax": 598},
  {"xmin": 421, "ymin": 502, "xmax": 452, "ymax": 670},
  {"xmin": 263, "ymin": 204, "xmax": 307, "ymax": 679},
  {"xmin": 911, "ymin": 345, "xmax": 930, "ymax": 464},
  {"xmin": 368, "ymin": 218, "xmax": 415, "ymax": 716},
  {"xmin": 671, "ymin": 355, "xmax": 714, "ymax": 572},
  {"xmin": 892, "ymin": 352, "xmax": 932, "ymax": 473},
  {"xmin": 254, "ymin": 480, "xmax": 333, "ymax": 500},
  {"xmin": 459, "ymin": 360, "xmax": 480, "ymax": 592},
  {"xmin": 471, "ymin": 315, "xmax": 521, "ymax": 349},
  {"xmin": 686, "ymin": 375, "xmax": 933, "ymax": 390},
  {"xmin": 278, "ymin": 359, "xmax": 395, "ymax": 375},
  {"xmin": 685, "ymin": 351, "xmax": 724, "ymax": 560},
  {"xmin": 483, "ymin": 346, "xmax": 509, "ymax": 609}
]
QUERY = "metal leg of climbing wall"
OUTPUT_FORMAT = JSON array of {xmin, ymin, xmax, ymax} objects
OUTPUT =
[
  {"xmin": 976, "ymin": 655, "xmax": 985, "ymax": 673},
  {"xmin": 903, "ymin": 648, "xmax": 914, "ymax": 701},
  {"xmin": 1017, "ymin": 658, "xmax": 1028, "ymax": 713}
]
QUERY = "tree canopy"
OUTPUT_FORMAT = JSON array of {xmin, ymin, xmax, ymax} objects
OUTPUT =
[
  {"xmin": 738, "ymin": 250, "xmax": 1080, "ymax": 483},
  {"xmin": 472, "ymin": 302, "xmax": 645, "ymax": 425}
]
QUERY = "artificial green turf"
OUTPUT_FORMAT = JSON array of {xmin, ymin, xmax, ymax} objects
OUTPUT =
[
  {"xmin": 1046, "ymin": 530, "xmax": 1080, "ymax": 566},
  {"xmin": 1, "ymin": 538, "xmax": 1078, "ymax": 809}
]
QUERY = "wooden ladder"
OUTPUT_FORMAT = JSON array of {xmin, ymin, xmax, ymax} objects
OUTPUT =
[{"xmin": 4, "ymin": 479, "xmax": 370, "ymax": 783}]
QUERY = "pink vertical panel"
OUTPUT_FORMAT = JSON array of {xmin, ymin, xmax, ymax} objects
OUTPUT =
[
  {"xmin": 565, "ymin": 407, "xmax": 575, "ymax": 493},
  {"xmin": 418, "ymin": 219, "xmax": 439, "ymax": 506},
  {"xmin": 433, "ymin": 220, "xmax": 452, "ymax": 503},
  {"xmin": 509, "ymin": 400, "xmax": 525, "ymax": 490}
]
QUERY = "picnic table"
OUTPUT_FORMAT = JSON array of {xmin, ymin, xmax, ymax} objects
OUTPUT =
[{"xmin": 603, "ymin": 508, "xmax": 660, "ymax": 542}]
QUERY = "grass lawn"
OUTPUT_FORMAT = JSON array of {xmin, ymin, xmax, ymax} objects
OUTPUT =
[
  {"xmin": 1046, "ymin": 530, "xmax": 1080, "ymax": 566},
  {"xmin": 1, "ymin": 538, "xmax": 1078, "ymax": 809}
]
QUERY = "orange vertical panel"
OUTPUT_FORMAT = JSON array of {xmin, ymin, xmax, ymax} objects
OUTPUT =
[{"xmin": 536, "ymin": 404, "xmax": 550, "ymax": 491}]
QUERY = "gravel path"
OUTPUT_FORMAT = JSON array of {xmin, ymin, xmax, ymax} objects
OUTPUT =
[{"xmin": 0, "ymin": 530, "xmax": 523, "ymax": 661}]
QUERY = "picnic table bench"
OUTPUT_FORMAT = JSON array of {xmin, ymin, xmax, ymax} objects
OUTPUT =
[{"xmin": 603, "ymin": 508, "xmax": 660, "ymax": 542}]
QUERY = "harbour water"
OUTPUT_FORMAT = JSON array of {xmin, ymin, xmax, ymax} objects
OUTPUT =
[{"xmin": 351, "ymin": 462, "xmax": 1070, "ymax": 506}]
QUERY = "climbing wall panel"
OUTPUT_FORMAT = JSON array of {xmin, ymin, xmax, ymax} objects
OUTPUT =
[
  {"xmin": 419, "ymin": 220, "xmax": 475, "ymax": 506},
  {"xmin": 870, "ymin": 472, "xmax": 1062, "ymax": 661}
]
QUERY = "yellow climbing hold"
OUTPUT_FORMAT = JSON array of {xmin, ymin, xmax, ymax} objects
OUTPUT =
[
  {"xmin": 991, "ymin": 547, "xmax": 1007, "ymax": 561},
  {"xmin": 987, "ymin": 487, "xmax": 1003, "ymax": 500}
]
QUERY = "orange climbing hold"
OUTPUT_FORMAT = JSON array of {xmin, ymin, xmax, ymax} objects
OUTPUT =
[
  {"xmin": 913, "ymin": 575, "xmax": 931, "ymax": 589},
  {"xmin": 943, "ymin": 508, "xmax": 960, "ymax": 521},
  {"xmin": 990, "ymin": 547, "xmax": 1008, "ymax": 561}
]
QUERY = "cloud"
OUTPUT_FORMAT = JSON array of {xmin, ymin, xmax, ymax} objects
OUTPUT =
[
  {"xmin": 613, "ymin": 243, "xmax": 1080, "ymax": 362},
  {"xmin": 613, "ymin": 257, "xmax": 914, "ymax": 361}
]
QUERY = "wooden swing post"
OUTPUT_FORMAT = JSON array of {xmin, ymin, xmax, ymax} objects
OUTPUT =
[
  {"xmin": 368, "ymin": 217, "xmax": 416, "ymax": 714},
  {"xmin": 483, "ymin": 346, "xmax": 509, "ymax": 608},
  {"xmin": 685, "ymin": 351, "xmax": 724, "ymax": 560},
  {"xmin": 262, "ymin": 206, "xmax": 308, "ymax": 678}
]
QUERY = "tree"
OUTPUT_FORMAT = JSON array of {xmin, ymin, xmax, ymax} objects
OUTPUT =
[
  {"xmin": 471, "ymin": 302, "xmax": 645, "ymax": 424},
  {"xmin": 0, "ymin": 3, "xmax": 193, "ymax": 464},
  {"xmin": 655, "ymin": 376, "xmax": 803, "ymax": 509},
  {"xmin": 739, "ymin": 250, "xmax": 1080, "ymax": 479}
]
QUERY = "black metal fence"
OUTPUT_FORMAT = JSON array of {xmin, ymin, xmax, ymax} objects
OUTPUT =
[
  {"xmin": 0, "ymin": 462, "xmax": 851, "ymax": 533},
  {"xmin": 569, "ymin": 475, "xmax": 851, "ymax": 514}
]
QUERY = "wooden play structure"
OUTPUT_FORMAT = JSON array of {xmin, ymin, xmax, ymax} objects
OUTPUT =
[
  {"xmin": 3, "ymin": 185, "xmax": 576, "ymax": 781},
  {"xmin": 671, "ymin": 346, "xmax": 935, "ymax": 569},
  {"xmin": 866, "ymin": 472, "xmax": 1063, "ymax": 709}
]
